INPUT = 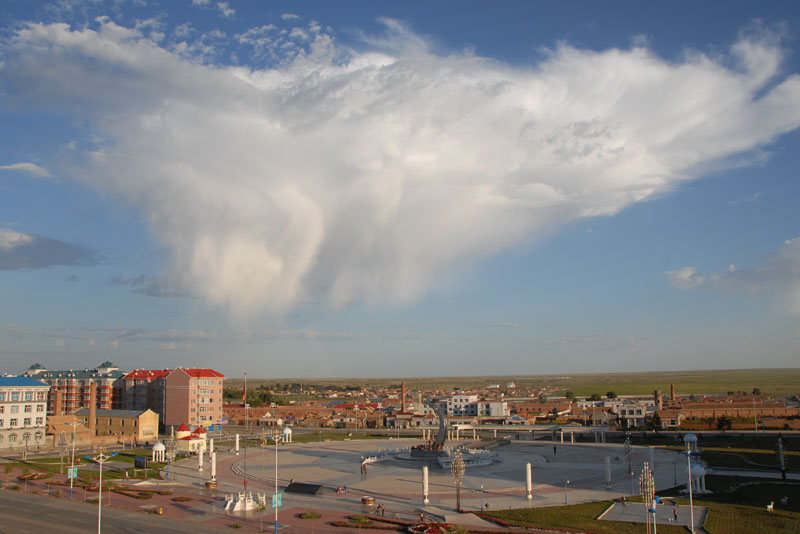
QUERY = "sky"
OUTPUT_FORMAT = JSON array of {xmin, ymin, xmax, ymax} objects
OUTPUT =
[{"xmin": 1, "ymin": 1, "xmax": 799, "ymax": 379}]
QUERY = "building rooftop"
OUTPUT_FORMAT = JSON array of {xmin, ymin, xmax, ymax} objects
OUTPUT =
[
  {"xmin": 74, "ymin": 408, "xmax": 154, "ymax": 418},
  {"xmin": 0, "ymin": 376, "xmax": 49, "ymax": 388}
]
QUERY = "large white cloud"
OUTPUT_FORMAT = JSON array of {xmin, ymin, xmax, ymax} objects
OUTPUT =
[{"xmin": 2, "ymin": 19, "xmax": 800, "ymax": 314}]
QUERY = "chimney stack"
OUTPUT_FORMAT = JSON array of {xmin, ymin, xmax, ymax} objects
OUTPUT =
[
  {"xmin": 401, "ymin": 381, "xmax": 406, "ymax": 413},
  {"xmin": 654, "ymin": 390, "xmax": 663, "ymax": 411},
  {"xmin": 88, "ymin": 384, "xmax": 97, "ymax": 434},
  {"xmin": 54, "ymin": 389, "xmax": 63, "ymax": 416},
  {"xmin": 670, "ymin": 383, "xmax": 676, "ymax": 403}
]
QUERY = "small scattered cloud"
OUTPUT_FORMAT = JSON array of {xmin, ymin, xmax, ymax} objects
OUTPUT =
[
  {"xmin": 109, "ymin": 274, "xmax": 192, "ymax": 298},
  {"xmin": 216, "ymin": 2, "xmax": 235, "ymax": 18},
  {"xmin": 0, "ymin": 229, "xmax": 96, "ymax": 270},
  {"xmin": 281, "ymin": 13, "xmax": 299, "ymax": 20},
  {"xmin": 64, "ymin": 274, "xmax": 80, "ymax": 283},
  {"xmin": 728, "ymin": 191, "xmax": 764, "ymax": 205},
  {"xmin": 0, "ymin": 162, "xmax": 52, "ymax": 179},
  {"xmin": 664, "ymin": 266, "xmax": 707, "ymax": 290},
  {"xmin": 192, "ymin": 0, "xmax": 210, "ymax": 5},
  {"xmin": 665, "ymin": 237, "xmax": 800, "ymax": 314}
]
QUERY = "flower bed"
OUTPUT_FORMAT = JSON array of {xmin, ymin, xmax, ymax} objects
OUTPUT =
[{"xmin": 408, "ymin": 522, "xmax": 461, "ymax": 534}]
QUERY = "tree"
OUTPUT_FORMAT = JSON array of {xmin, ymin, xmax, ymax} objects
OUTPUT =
[
  {"xmin": 752, "ymin": 388, "xmax": 761, "ymax": 396},
  {"xmin": 716, "ymin": 416, "xmax": 732, "ymax": 432},
  {"xmin": 606, "ymin": 391, "xmax": 618, "ymax": 399},
  {"xmin": 588, "ymin": 393, "xmax": 601, "ymax": 401},
  {"xmin": 649, "ymin": 412, "xmax": 662, "ymax": 432},
  {"xmin": 564, "ymin": 391, "xmax": 576, "ymax": 402}
]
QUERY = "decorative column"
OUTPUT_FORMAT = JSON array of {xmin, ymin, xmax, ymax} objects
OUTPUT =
[
  {"xmin": 211, "ymin": 451, "xmax": 216, "ymax": 480},
  {"xmin": 198, "ymin": 448, "xmax": 204, "ymax": 472},
  {"xmin": 525, "ymin": 462, "xmax": 532, "ymax": 500},
  {"xmin": 451, "ymin": 450, "xmax": 465, "ymax": 512},
  {"xmin": 209, "ymin": 438, "xmax": 214, "ymax": 454},
  {"xmin": 422, "ymin": 466, "xmax": 429, "ymax": 504},
  {"xmin": 235, "ymin": 434, "xmax": 240, "ymax": 455}
]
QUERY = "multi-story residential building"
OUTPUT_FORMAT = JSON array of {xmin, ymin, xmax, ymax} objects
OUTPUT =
[
  {"xmin": 24, "ymin": 361, "xmax": 124, "ymax": 414},
  {"xmin": 74, "ymin": 407, "xmax": 159, "ymax": 443},
  {"xmin": 164, "ymin": 368, "xmax": 225, "ymax": 427},
  {"xmin": 120, "ymin": 367, "xmax": 225, "ymax": 427},
  {"xmin": 446, "ymin": 395, "xmax": 479, "ymax": 416},
  {"xmin": 0, "ymin": 376, "xmax": 50, "ymax": 450},
  {"xmin": 119, "ymin": 369, "xmax": 169, "ymax": 422}
]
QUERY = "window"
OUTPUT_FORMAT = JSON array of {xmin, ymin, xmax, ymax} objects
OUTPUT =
[
  {"xmin": 0, "ymin": 393, "xmax": 5, "ymax": 401},
  {"xmin": 0, "ymin": 420, "xmax": 3, "ymax": 427},
  {"xmin": 35, "ymin": 417, "xmax": 43, "ymax": 425},
  {"xmin": 24, "ymin": 392, "xmax": 33, "ymax": 401},
  {"xmin": 24, "ymin": 405, "xmax": 32, "ymax": 413},
  {"xmin": 11, "ymin": 392, "xmax": 19, "ymax": 401},
  {"xmin": 0, "ymin": 406, "xmax": 4, "ymax": 414},
  {"xmin": 10, "ymin": 418, "xmax": 18, "ymax": 427},
  {"xmin": 36, "ymin": 405, "xmax": 43, "ymax": 412},
  {"xmin": 36, "ymin": 392, "xmax": 46, "ymax": 401},
  {"xmin": 23, "ymin": 418, "xmax": 31, "ymax": 426},
  {"xmin": 34, "ymin": 431, "xmax": 43, "ymax": 441},
  {"xmin": 10, "ymin": 406, "xmax": 18, "ymax": 414},
  {"xmin": 9, "ymin": 433, "xmax": 17, "ymax": 442}
]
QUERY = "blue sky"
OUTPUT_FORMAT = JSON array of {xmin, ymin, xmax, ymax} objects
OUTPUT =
[{"xmin": 1, "ymin": 1, "xmax": 799, "ymax": 378}]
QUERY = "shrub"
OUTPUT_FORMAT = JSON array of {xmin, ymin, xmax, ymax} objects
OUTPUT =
[
  {"xmin": 300, "ymin": 511, "xmax": 322, "ymax": 519},
  {"xmin": 172, "ymin": 496, "xmax": 193, "ymax": 502}
]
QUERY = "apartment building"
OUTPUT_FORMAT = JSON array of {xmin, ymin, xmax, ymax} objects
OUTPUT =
[
  {"xmin": 0, "ymin": 376, "xmax": 50, "ymax": 450},
  {"xmin": 120, "ymin": 367, "xmax": 225, "ymax": 427},
  {"xmin": 164, "ymin": 368, "xmax": 225, "ymax": 426},
  {"xmin": 24, "ymin": 361, "xmax": 123, "ymax": 414}
]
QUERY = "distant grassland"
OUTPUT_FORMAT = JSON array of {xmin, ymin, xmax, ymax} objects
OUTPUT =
[{"xmin": 226, "ymin": 368, "xmax": 800, "ymax": 397}]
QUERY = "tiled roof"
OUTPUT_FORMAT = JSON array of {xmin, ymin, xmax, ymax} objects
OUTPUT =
[
  {"xmin": 0, "ymin": 376, "xmax": 49, "ymax": 388},
  {"xmin": 75, "ymin": 408, "xmax": 152, "ymax": 418},
  {"xmin": 123, "ymin": 369, "xmax": 171, "ymax": 379},
  {"xmin": 36, "ymin": 369, "xmax": 124, "ymax": 380},
  {"xmin": 179, "ymin": 368, "xmax": 225, "ymax": 378},
  {"xmin": 176, "ymin": 423, "xmax": 191, "ymax": 432}
]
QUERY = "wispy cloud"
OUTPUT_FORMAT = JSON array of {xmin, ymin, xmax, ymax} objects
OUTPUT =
[
  {"xmin": 0, "ymin": 162, "xmax": 52, "ymax": 178},
  {"xmin": 109, "ymin": 274, "xmax": 192, "ymax": 298},
  {"xmin": 728, "ymin": 191, "xmax": 764, "ymax": 205},
  {"xmin": 0, "ymin": 229, "xmax": 96, "ymax": 270},
  {"xmin": 665, "ymin": 237, "xmax": 800, "ymax": 314},
  {"xmin": 281, "ymin": 13, "xmax": 299, "ymax": 21},
  {"xmin": 2, "ymin": 19, "xmax": 799, "ymax": 316}
]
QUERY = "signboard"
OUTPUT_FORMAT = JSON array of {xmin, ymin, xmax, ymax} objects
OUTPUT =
[
  {"xmin": 271, "ymin": 493, "xmax": 282, "ymax": 508},
  {"xmin": 67, "ymin": 467, "xmax": 78, "ymax": 479},
  {"xmin": 134, "ymin": 456, "xmax": 148, "ymax": 469}
]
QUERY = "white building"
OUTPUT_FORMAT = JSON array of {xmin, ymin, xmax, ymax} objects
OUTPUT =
[
  {"xmin": 0, "ymin": 376, "xmax": 50, "ymax": 450},
  {"xmin": 446, "ymin": 395, "xmax": 479, "ymax": 416}
]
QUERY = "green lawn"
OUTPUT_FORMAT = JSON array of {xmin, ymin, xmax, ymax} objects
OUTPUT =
[{"xmin": 481, "ymin": 501, "xmax": 687, "ymax": 534}]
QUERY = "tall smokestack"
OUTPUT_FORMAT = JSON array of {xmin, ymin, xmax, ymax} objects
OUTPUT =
[
  {"xmin": 670, "ymin": 384, "xmax": 675, "ymax": 403},
  {"xmin": 88, "ymin": 384, "xmax": 97, "ymax": 434},
  {"xmin": 654, "ymin": 390, "xmax": 662, "ymax": 411},
  {"xmin": 54, "ymin": 389, "xmax": 63, "ymax": 416},
  {"xmin": 401, "ymin": 381, "xmax": 406, "ymax": 413}
]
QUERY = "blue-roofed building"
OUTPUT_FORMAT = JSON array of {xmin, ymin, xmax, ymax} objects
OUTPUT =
[{"xmin": 0, "ymin": 376, "xmax": 50, "ymax": 450}]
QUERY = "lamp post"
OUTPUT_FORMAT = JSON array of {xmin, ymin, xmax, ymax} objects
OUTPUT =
[
  {"xmin": 57, "ymin": 432, "xmax": 68, "ymax": 475},
  {"xmin": 686, "ymin": 451, "xmax": 695, "ymax": 534},
  {"xmin": 84, "ymin": 450, "xmax": 118, "ymax": 534},
  {"xmin": 450, "ymin": 449, "xmax": 465, "ymax": 512},
  {"xmin": 165, "ymin": 437, "xmax": 176, "ymax": 481},
  {"xmin": 564, "ymin": 478, "xmax": 569, "ymax": 505},
  {"xmin": 624, "ymin": 435, "xmax": 634, "ymax": 495},
  {"xmin": 65, "ymin": 421, "xmax": 85, "ymax": 499},
  {"xmin": 640, "ymin": 461, "xmax": 656, "ymax": 534},
  {"xmin": 480, "ymin": 483, "xmax": 484, "ymax": 511},
  {"xmin": 263, "ymin": 429, "xmax": 281, "ymax": 534}
]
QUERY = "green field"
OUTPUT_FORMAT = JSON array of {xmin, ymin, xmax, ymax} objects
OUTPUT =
[{"xmin": 225, "ymin": 368, "xmax": 800, "ymax": 397}]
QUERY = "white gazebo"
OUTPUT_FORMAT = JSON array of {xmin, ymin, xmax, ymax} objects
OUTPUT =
[{"xmin": 152, "ymin": 441, "xmax": 166, "ymax": 462}]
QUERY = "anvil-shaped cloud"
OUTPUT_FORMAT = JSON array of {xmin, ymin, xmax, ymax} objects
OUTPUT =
[{"xmin": 2, "ymin": 19, "xmax": 799, "ymax": 314}]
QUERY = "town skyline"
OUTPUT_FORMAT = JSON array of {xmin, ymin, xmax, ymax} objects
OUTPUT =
[{"xmin": 1, "ymin": 1, "xmax": 800, "ymax": 377}]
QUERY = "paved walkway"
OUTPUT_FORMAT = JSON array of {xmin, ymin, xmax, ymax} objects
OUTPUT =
[{"xmin": 600, "ymin": 502, "xmax": 707, "ymax": 530}]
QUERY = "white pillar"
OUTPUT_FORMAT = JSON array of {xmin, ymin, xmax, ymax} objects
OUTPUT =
[
  {"xmin": 560, "ymin": 430, "xmax": 564, "ymax": 443},
  {"xmin": 235, "ymin": 434, "xmax": 240, "ymax": 455},
  {"xmin": 525, "ymin": 462, "xmax": 532, "ymax": 500},
  {"xmin": 570, "ymin": 432, "xmax": 574, "ymax": 444},
  {"xmin": 209, "ymin": 438, "xmax": 214, "ymax": 454},
  {"xmin": 422, "ymin": 466, "xmax": 429, "ymax": 504},
  {"xmin": 211, "ymin": 451, "xmax": 216, "ymax": 480},
  {"xmin": 198, "ymin": 448, "xmax": 204, "ymax": 472},
  {"xmin": 605, "ymin": 456, "xmax": 612, "ymax": 487}
]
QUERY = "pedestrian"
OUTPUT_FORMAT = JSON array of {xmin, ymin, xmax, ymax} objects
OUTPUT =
[
  {"xmin": 553, "ymin": 445, "xmax": 557, "ymax": 455},
  {"xmin": 381, "ymin": 504, "xmax": 385, "ymax": 516},
  {"xmin": 673, "ymin": 506, "xmax": 678, "ymax": 522},
  {"xmin": 419, "ymin": 512, "xmax": 425, "ymax": 523}
]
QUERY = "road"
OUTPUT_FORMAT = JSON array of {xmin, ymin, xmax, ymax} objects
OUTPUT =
[{"xmin": 0, "ymin": 491, "xmax": 229, "ymax": 534}]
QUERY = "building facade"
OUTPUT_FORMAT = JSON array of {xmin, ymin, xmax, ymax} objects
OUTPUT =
[
  {"xmin": 119, "ymin": 369, "xmax": 169, "ymax": 422},
  {"xmin": 0, "ymin": 376, "xmax": 50, "ymax": 450},
  {"xmin": 74, "ymin": 408, "xmax": 159, "ymax": 442},
  {"xmin": 164, "ymin": 368, "xmax": 225, "ymax": 427},
  {"xmin": 24, "ymin": 361, "xmax": 124, "ymax": 415}
]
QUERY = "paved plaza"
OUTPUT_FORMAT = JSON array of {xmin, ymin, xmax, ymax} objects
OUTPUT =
[{"xmin": 166, "ymin": 436, "xmax": 688, "ymax": 523}]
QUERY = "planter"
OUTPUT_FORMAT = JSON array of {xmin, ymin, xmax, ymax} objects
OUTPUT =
[
  {"xmin": 205, "ymin": 480, "xmax": 218, "ymax": 488},
  {"xmin": 362, "ymin": 496, "xmax": 376, "ymax": 505}
]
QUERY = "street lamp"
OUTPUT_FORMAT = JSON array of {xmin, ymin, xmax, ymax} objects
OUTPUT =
[
  {"xmin": 450, "ymin": 449, "xmax": 465, "ymax": 512},
  {"xmin": 624, "ymin": 435, "xmax": 634, "ymax": 496},
  {"xmin": 64, "ymin": 421, "xmax": 85, "ymax": 499},
  {"xmin": 686, "ymin": 451, "xmax": 695, "ymax": 534},
  {"xmin": 480, "ymin": 483, "xmax": 484, "ymax": 511},
  {"xmin": 84, "ymin": 450, "xmax": 118, "ymax": 534},
  {"xmin": 264, "ymin": 430, "xmax": 281, "ymax": 534},
  {"xmin": 564, "ymin": 478, "xmax": 569, "ymax": 505}
]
